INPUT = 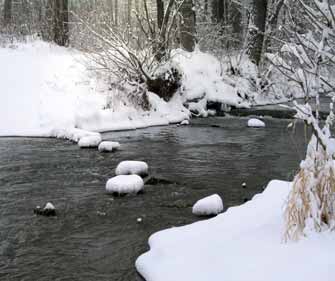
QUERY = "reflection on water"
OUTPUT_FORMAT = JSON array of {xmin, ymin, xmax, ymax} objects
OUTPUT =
[{"xmin": 0, "ymin": 117, "xmax": 310, "ymax": 280}]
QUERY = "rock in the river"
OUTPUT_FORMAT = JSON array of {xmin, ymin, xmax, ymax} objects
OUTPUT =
[
  {"xmin": 180, "ymin": 119, "xmax": 190, "ymax": 126},
  {"xmin": 78, "ymin": 134, "xmax": 102, "ymax": 148},
  {"xmin": 106, "ymin": 175, "xmax": 144, "ymax": 195},
  {"xmin": 247, "ymin": 118, "xmax": 265, "ymax": 128},
  {"xmin": 115, "ymin": 161, "xmax": 149, "ymax": 177},
  {"xmin": 98, "ymin": 141, "xmax": 121, "ymax": 153},
  {"xmin": 192, "ymin": 194, "xmax": 223, "ymax": 216},
  {"xmin": 144, "ymin": 176, "xmax": 176, "ymax": 185},
  {"xmin": 34, "ymin": 202, "xmax": 56, "ymax": 217}
]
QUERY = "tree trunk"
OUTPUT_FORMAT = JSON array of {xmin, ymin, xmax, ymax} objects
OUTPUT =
[
  {"xmin": 180, "ymin": 0, "xmax": 196, "ymax": 52},
  {"xmin": 127, "ymin": 0, "xmax": 132, "ymax": 27},
  {"xmin": 262, "ymin": 0, "xmax": 284, "ymax": 55},
  {"xmin": 3, "ymin": 0, "xmax": 12, "ymax": 26},
  {"xmin": 212, "ymin": 0, "xmax": 227, "ymax": 24},
  {"xmin": 248, "ymin": 0, "xmax": 268, "ymax": 66},
  {"xmin": 114, "ymin": 0, "xmax": 118, "ymax": 26},
  {"xmin": 156, "ymin": 0, "xmax": 164, "ymax": 30},
  {"xmin": 53, "ymin": 0, "xmax": 69, "ymax": 46}
]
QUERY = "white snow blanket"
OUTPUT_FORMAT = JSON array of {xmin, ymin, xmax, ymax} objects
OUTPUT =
[
  {"xmin": 78, "ymin": 135, "xmax": 102, "ymax": 148},
  {"xmin": 116, "ymin": 161, "xmax": 149, "ymax": 177},
  {"xmin": 192, "ymin": 194, "xmax": 223, "ymax": 216},
  {"xmin": 98, "ymin": 141, "xmax": 120, "ymax": 152},
  {"xmin": 136, "ymin": 180, "xmax": 335, "ymax": 281},
  {"xmin": 248, "ymin": 118, "xmax": 266, "ymax": 128},
  {"xmin": 0, "ymin": 40, "xmax": 190, "ymax": 140},
  {"xmin": 106, "ymin": 175, "xmax": 144, "ymax": 194}
]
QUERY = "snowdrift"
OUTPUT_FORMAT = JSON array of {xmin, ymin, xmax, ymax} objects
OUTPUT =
[{"xmin": 136, "ymin": 180, "xmax": 335, "ymax": 281}]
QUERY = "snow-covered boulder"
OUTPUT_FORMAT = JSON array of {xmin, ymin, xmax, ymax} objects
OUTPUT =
[
  {"xmin": 115, "ymin": 161, "xmax": 149, "ymax": 177},
  {"xmin": 106, "ymin": 175, "xmax": 144, "ymax": 195},
  {"xmin": 98, "ymin": 141, "xmax": 121, "ymax": 152},
  {"xmin": 180, "ymin": 119, "xmax": 190, "ymax": 126},
  {"xmin": 247, "ymin": 118, "xmax": 265, "ymax": 128},
  {"xmin": 78, "ymin": 134, "xmax": 102, "ymax": 148},
  {"xmin": 192, "ymin": 194, "xmax": 223, "ymax": 216},
  {"xmin": 34, "ymin": 202, "xmax": 56, "ymax": 216}
]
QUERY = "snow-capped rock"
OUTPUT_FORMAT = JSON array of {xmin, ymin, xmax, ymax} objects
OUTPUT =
[
  {"xmin": 115, "ymin": 161, "xmax": 149, "ymax": 177},
  {"xmin": 34, "ymin": 202, "xmax": 56, "ymax": 216},
  {"xmin": 180, "ymin": 119, "xmax": 190, "ymax": 126},
  {"xmin": 44, "ymin": 202, "xmax": 55, "ymax": 210},
  {"xmin": 192, "ymin": 194, "xmax": 223, "ymax": 216},
  {"xmin": 78, "ymin": 134, "xmax": 102, "ymax": 148},
  {"xmin": 98, "ymin": 141, "xmax": 121, "ymax": 152},
  {"xmin": 247, "ymin": 118, "xmax": 265, "ymax": 128},
  {"xmin": 106, "ymin": 175, "xmax": 144, "ymax": 195}
]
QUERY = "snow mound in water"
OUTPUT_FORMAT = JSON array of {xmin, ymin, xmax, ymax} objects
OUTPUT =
[
  {"xmin": 106, "ymin": 175, "xmax": 144, "ymax": 195},
  {"xmin": 180, "ymin": 120, "xmax": 190, "ymax": 126},
  {"xmin": 78, "ymin": 135, "xmax": 102, "ymax": 148},
  {"xmin": 44, "ymin": 202, "xmax": 55, "ymax": 210},
  {"xmin": 248, "ymin": 118, "xmax": 265, "ymax": 128},
  {"xmin": 192, "ymin": 194, "xmax": 223, "ymax": 216},
  {"xmin": 98, "ymin": 141, "xmax": 120, "ymax": 152},
  {"xmin": 115, "ymin": 161, "xmax": 149, "ymax": 177}
]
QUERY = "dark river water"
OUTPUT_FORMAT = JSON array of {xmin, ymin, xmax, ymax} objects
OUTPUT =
[{"xmin": 0, "ymin": 117, "xmax": 310, "ymax": 281}]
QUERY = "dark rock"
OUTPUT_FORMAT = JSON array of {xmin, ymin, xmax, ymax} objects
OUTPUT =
[
  {"xmin": 144, "ymin": 176, "xmax": 177, "ymax": 185},
  {"xmin": 207, "ymin": 101, "xmax": 226, "ymax": 116},
  {"xmin": 34, "ymin": 204, "xmax": 56, "ymax": 217}
]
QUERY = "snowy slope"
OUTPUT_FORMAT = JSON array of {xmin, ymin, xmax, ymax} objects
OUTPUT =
[
  {"xmin": 0, "ymin": 40, "xmax": 105, "ymax": 138},
  {"xmin": 0, "ymin": 40, "xmax": 190, "ymax": 140},
  {"xmin": 136, "ymin": 180, "xmax": 335, "ymax": 281}
]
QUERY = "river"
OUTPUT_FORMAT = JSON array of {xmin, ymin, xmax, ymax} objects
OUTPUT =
[{"xmin": 0, "ymin": 116, "xmax": 310, "ymax": 281}]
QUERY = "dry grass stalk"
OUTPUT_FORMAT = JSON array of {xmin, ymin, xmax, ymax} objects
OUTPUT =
[{"xmin": 284, "ymin": 139, "xmax": 335, "ymax": 242}]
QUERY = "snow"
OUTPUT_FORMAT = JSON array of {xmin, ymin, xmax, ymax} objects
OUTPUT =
[
  {"xmin": 98, "ymin": 141, "xmax": 120, "ymax": 152},
  {"xmin": 0, "ymin": 40, "xmax": 190, "ymax": 140},
  {"xmin": 180, "ymin": 120, "xmax": 190, "ymax": 126},
  {"xmin": 106, "ymin": 175, "xmax": 144, "ymax": 195},
  {"xmin": 247, "ymin": 118, "xmax": 266, "ymax": 128},
  {"xmin": 0, "ymin": 40, "xmax": 106, "ymax": 139},
  {"xmin": 136, "ymin": 180, "xmax": 335, "ymax": 281},
  {"xmin": 192, "ymin": 194, "xmax": 223, "ymax": 216},
  {"xmin": 171, "ymin": 50, "xmax": 250, "ymax": 117},
  {"xmin": 44, "ymin": 202, "xmax": 55, "ymax": 210},
  {"xmin": 115, "ymin": 161, "xmax": 149, "ymax": 177},
  {"xmin": 78, "ymin": 135, "xmax": 102, "ymax": 148}
]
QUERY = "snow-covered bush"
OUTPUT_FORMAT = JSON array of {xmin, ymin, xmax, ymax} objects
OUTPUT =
[
  {"xmin": 284, "ymin": 101, "xmax": 335, "ymax": 241},
  {"xmin": 73, "ymin": 0, "xmax": 186, "ymax": 109},
  {"xmin": 268, "ymin": 0, "xmax": 335, "ymax": 98}
]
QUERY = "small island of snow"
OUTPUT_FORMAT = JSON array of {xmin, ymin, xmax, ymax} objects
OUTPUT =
[
  {"xmin": 98, "ymin": 141, "xmax": 121, "ymax": 152},
  {"xmin": 115, "ymin": 161, "xmax": 149, "ymax": 177},
  {"xmin": 78, "ymin": 135, "xmax": 102, "ymax": 148},
  {"xmin": 192, "ymin": 194, "xmax": 224, "ymax": 216},
  {"xmin": 247, "ymin": 118, "xmax": 266, "ymax": 128},
  {"xmin": 106, "ymin": 175, "xmax": 144, "ymax": 195}
]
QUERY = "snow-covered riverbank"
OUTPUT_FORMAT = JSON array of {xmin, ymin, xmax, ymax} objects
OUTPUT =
[
  {"xmin": 136, "ymin": 180, "xmax": 335, "ymax": 281},
  {"xmin": 1, "ymin": 40, "xmax": 285, "ymax": 141},
  {"xmin": 0, "ymin": 40, "xmax": 189, "ymax": 141}
]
